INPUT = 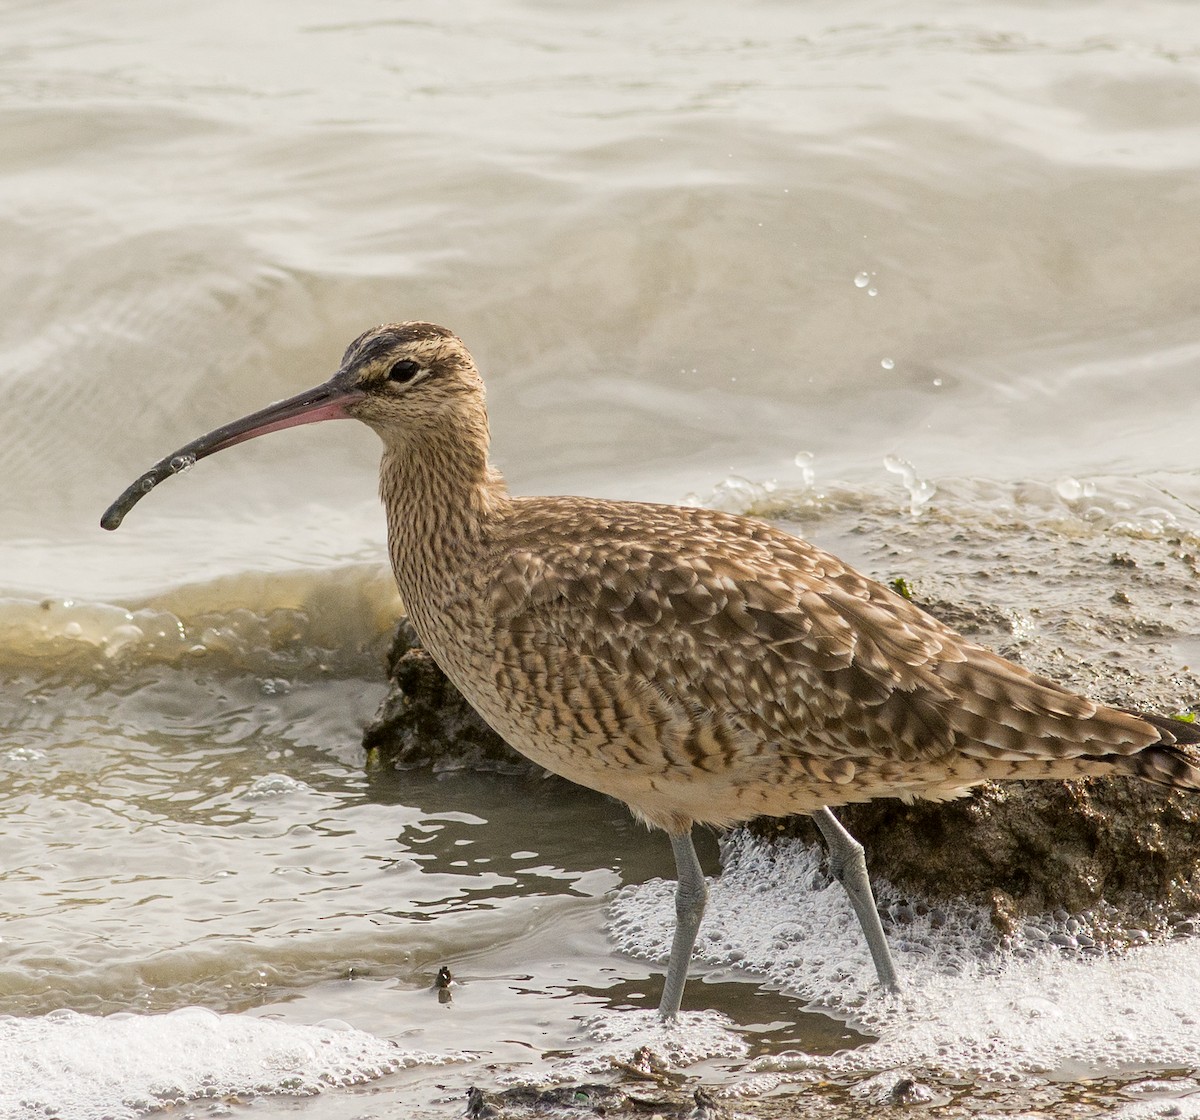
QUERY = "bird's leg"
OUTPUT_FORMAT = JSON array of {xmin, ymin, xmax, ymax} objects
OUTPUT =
[
  {"xmin": 811, "ymin": 806, "xmax": 900, "ymax": 992},
  {"xmin": 657, "ymin": 828, "xmax": 709, "ymax": 1020}
]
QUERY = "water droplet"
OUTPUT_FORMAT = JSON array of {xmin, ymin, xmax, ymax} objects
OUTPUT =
[
  {"xmin": 932, "ymin": 377, "xmax": 943, "ymax": 387},
  {"xmin": 139, "ymin": 478, "xmax": 155, "ymax": 492},
  {"xmin": 1055, "ymin": 478, "xmax": 1083, "ymax": 502},
  {"xmin": 103, "ymin": 623, "xmax": 144, "ymax": 659},
  {"xmin": 867, "ymin": 286, "xmax": 878, "ymax": 296},
  {"xmin": 884, "ymin": 455, "xmax": 936, "ymax": 516},
  {"xmin": 854, "ymin": 272, "xmax": 870, "ymax": 288},
  {"xmin": 1017, "ymin": 995, "xmax": 1062, "ymax": 1020},
  {"xmin": 169, "ymin": 454, "xmax": 196, "ymax": 474},
  {"xmin": 880, "ymin": 357, "xmax": 895, "ymax": 370},
  {"xmin": 793, "ymin": 451, "xmax": 815, "ymax": 488},
  {"xmin": 242, "ymin": 773, "xmax": 312, "ymax": 800}
]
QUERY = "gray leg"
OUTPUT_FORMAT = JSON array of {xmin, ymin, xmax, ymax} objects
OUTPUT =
[
  {"xmin": 657, "ymin": 828, "xmax": 709, "ymax": 1020},
  {"xmin": 812, "ymin": 806, "xmax": 900, "ymax": 992}
]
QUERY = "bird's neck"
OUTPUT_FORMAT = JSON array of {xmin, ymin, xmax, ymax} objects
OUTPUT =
[{"xmin": 378, "ymin": 428, "xmax": 510, "ymax": 609}]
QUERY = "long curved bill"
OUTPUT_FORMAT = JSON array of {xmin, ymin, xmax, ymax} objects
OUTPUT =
[{"xmin": 100, "ymin": 379, "xmax": 365, "ymax": 530}]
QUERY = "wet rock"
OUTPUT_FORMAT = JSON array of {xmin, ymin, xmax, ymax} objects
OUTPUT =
[
  {"xmin": 758, "ymin": 773, "xmax": 1200, "ymax": 924},
  {"xmin": 464, "ymin": 1081, "xmax": 695, "ymax": 1118},
  {"xmin": 466, "ymin": 1086, "xmax": 501, "ymax": 1119},
  {"xmin": 363, "ymin": 619, "xmax": 541, "ymax": 776},
  {"xmin": 889, "ymin": 1077, "xmax": 935, "ymax": 1106},
  {"xmin": 690, "ymin": 1087, "xmax": 728, "ymax": 1120},
  {"xmin": 435, "ymin": 964, "xmax": 453, "ymax": 1004}
]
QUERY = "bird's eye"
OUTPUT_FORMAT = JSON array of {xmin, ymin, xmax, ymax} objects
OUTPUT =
[{"xmin": 387, "ymin": 359, "xmax": 422, "ymax": 384}]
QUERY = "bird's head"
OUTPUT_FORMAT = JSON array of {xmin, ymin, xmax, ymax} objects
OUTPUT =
[
  {"xmin": 101, "ymin": 321, "xmax": 486, "ymax": 530},
  {"xmin": 334, "ymin": 321, "xmax": 486, "ymax": 439}
]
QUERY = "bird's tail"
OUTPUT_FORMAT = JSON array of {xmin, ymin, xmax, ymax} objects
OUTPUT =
[{"xmin": 1107, "ymin": 712, "xmax": 1200, "ymax": 790}]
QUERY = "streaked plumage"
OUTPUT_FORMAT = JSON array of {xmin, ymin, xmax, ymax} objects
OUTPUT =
[
  {"xmin": 102, "ymin": 320, "xmax": 1200, "ymax": 1019},
  {"xmin": 421, "ymin": 496, "xmax": 1193, "ymax": 835}
]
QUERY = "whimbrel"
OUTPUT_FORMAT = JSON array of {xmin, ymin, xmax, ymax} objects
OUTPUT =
[{"xmin": 103, "ymin": 322, "xmax": 1200, "ymax": 1019}]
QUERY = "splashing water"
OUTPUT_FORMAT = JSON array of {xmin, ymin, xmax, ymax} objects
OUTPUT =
[
  {"xmin": 793, "ymin": 451, "xmax": 816, "ymax": 489},
  {"xmin": 883, "ymin": 454, "xmax": 936, "ymax": 515},
  {"xmin": 608, "ymin": 833, "xmax": 1200, "ymax": 1087},
  {"xmin": 0, "ymin": 1008, "xmax": 465, "ymax": 1120}
]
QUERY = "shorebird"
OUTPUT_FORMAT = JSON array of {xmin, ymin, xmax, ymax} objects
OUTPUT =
[{"xmin": 103, "ymin": 322, "xmax": 1200, "ymax": 1019}]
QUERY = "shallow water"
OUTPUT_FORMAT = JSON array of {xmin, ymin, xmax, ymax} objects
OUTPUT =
[{"xmin": 3, "ymin": 1, "xmax": 1200, "ymax": 1116}]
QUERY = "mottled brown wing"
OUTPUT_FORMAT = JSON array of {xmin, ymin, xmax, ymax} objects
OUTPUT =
[
  {"xmin": 484, "ymin": 500, "xmax": 978, "ymax": 765},
  {"xmin": 485, "ymin": 498, "xmax": 1162, "ymax": 769}
]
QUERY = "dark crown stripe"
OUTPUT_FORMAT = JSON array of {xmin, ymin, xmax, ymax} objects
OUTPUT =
[{"xmin": 341, "ymin": 322, "xmax": 453, "ymax": 369}]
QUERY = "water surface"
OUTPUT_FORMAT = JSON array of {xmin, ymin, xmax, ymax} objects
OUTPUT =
[{"xmin": 3, "ymin": 2, "xmax": 1199, "ymax": 1116}]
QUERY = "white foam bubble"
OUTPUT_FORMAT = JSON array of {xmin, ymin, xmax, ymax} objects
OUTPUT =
[
  {"xmin": 492, "ymin": 998, "xmax": 744, "ymax": 1089},
  {"xmin": 1111, "ymin": 1085, "xmax": 1200, "ymax": 1119},
  {"xmin": 240, "ymin": 772, "xmax": 315, "ymax": 799},
  {"xmin": 0, "ymin": 1007, "xmax": 462, "ymax": 1120},
  {"xmin": 536, "ymin": 1008, "xmax": 748, "ymax": 1084},
  {"xmin": 609, "ymin": 831, "xmax": 1200, "ymax": 1083}
]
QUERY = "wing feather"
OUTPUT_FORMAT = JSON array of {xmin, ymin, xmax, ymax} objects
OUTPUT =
[{"xmin": 482, "ymin": 497, "xmax": 1164, "ymax": 773}]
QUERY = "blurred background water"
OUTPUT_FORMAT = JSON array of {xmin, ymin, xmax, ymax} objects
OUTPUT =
[{"xmin": 2, "ymin": 2, "xmax": 1199, "ymax": 1117}]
